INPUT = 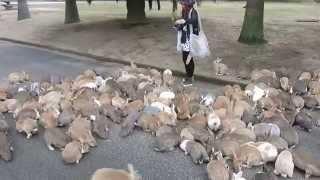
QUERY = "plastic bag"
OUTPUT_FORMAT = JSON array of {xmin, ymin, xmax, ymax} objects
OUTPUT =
[{"xmin": 188, "ymin": 8, "xmax": 211, "ymax": 59}]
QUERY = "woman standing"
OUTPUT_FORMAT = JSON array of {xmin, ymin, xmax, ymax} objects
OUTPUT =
[{"xmin": 175, "ymin": 0, "xmax": 199, "ymax": 87}]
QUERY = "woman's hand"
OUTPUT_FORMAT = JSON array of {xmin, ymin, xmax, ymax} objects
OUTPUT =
[{"xmin": 175, "ymin": 19, "xmax": 186, "ymax": 25}]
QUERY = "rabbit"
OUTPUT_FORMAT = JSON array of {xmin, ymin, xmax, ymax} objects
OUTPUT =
[
  {"xmin": 174, "ymin": 93, "xmax": 191, "ymax": 120},
  {"xmin": 274, "ymin": 150, "xmax": 294, "ymax": 178},
  {"xmin": 280, "ymin": 126, "xmax": 299, "ymax": 148},
  {"xmin": 213, "ymin": 138, "xmax": 240, "ymax": 159},
  {"xmin": 294, "ymin": 111, "xmax": 313, "ymax": 132},
  {"xmin": 40, "ymin": 110, "xmax": 59, "ymax": 129},
  {"xmin": 233, "ymin": 142, "xmax": 264, "ymax": 171},
  {"xmin": 91, "ymin": 164, "xmax": 141, "ymax": 180},
  {"xmin": 98, "ymin": 93, "xmax": 113, "ymax": 106},
  {"xmin": 39, "ymin": 91, "xmax": 63, "ymax": 112},
  {"xmin": 180, "ymin": 140, "xmax": 209, "ymax": 164},
  {"xmin": 92, "ymin": 113, "xmax": 110, "ymax": 139},
  {"xmin": 122, "ymin": 100, "xmax": 144, "ymax": 117},
  {"xmin": 44, "ymin": 127, "xmax": 71, "ymax": 151},
  {"xmin": 253, "ymin": 165, "xmax": 278, "ymax": 180},
  {"xmin": 67, "ymin": 116, "xmax": 97, "ymax": 148},
  {"xmin": 207, "ymin": 111, "xmax": 221, "ymax": 132},
  {"xmin": 180, "ymin": 127, "xmax": 195, "ymax": 141},
  {"xmin": 293, "ymin": 80, "xmax": 308, "ymax": 95},
  {"xmin": 280, "ymin": 77, "xmax": 291, "ymax": 92},
  {"xmin": 291, "ymin": 95, "xmax": 304, "ymax": 111},
  {"xmin": 251, "ymin": 123, "xmax": 280, "ymax": 140},
  {"xmin": 16, "ymin": 108, "xmax": 39, "ymax": 121},
  {"xmin": 213, "ymin": 96, "xmax": 229, "ymax": 110},
  {"xmin": 16, "ymin": 117, "xmax": 38, "ymax": 139},
  {"xmin": 0, "ymin": 132, "xmax": 13, "ymax": 161},
  {"xmin": 265, "ymin": 136, "xmax": 288, "ymax": 152},
  {"xmin": 207, "ymin": 152, "xmax": 230, "ymax": 180},
  {"xmin": 58, "ymin": 106, "xmax": 75, "ymax": 127},
  {"xmin": 136, "ymin": 113, "xmax": 163, "ymax": 134},
  {"xmin": 251, "ymin": 69, "xmax": 276, "ymax": 82},
  {"xmin": 8, "ymin": 71, "xmax": 30, "ymax": 84},
  {"xmin": 153, "ymin": 131, "xmax": 180, "ymax": 152},
  {"xmin": 212, "ymin": 57, "xmax": 228, "ymax": 76},
  {"xmin": 0, "ymin": 101, "xmax": 8, "ymax": 113},
  {"xmin": 162, "ymin": 69, "xmax": 175, "ymax": 87},
  {"xmin": 119, "ymin": 110, "xmax": 141, "ymax": 137},
  {"xmin": 308, "ymin": 81, "xmax": 320, "ymax": 95},
  {"xmin": 112, "ymin": 96, "xmax": 127, "ymax": 110},
  {"xmin": 299, "ymin": 72, "xmax": 312, "ymax": 81},
  {"xmin": 232, "ymin": 171, "xmax": 246, "ymax": 180},
  {"xmin": 156, "ymin": 111, "xmax": 177, "ymax": 126},
  {"xmin": 254, "ymin": 142, "xmax": 278, "ymax": 163},
  {"xmin": 188, "ymin": 114, "xmax": 207, "ymax": 129},
  {"xmin": 62, "ymin": 141, "xmax": 83, "ymax": 164},
  {"xmin": 101, "ymin": 104, "xmax": 123, "ymax": 124},
  {"xmin": 0, "ymin": 119, "xmax": 9, "ymax": 134},
  {"xmin": 0, "ymin": 88, "xmax": 7, "ymax": 101},
  {"xmin": 292, "ymin": 145, "xmax": 320, "ymax": 178}
]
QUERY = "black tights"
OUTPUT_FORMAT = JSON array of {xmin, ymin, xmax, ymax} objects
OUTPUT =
[{"xmin": 182, "ymin": 51, "xmax": 195, "ymax": 78}]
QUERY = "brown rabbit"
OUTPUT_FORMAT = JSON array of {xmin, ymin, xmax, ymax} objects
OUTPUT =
[
  {"xmin": 137, "ymin": 113, "xmax": 163, "ymax": 134},
  {"xmin": 233, "ymin": 142, "xmax": 264, "ymax": 171},
  {"xmin": 67, "ymin": 116, "xmax": 97, "ymax": 147},
  {"xmin": 62, "ymin": 141, "xmax": 83, "ymax": 164},
  {"xmin": 207, "ymin": 152, "xmax": 230, "ymax": 180},
  {"xmin": 123, "ymin": 100, "xmax": 144, "ymax": 117},
  {"xmin": 44, "ymin": 128, "xmax": 71, "ymax": 151},
  {"xmin": 91, "ymin": 164, "xmax": 141, "ymax": 180},
  {"xmin": 156, "ymin": 111, "xmax": 177, "ymax": 126},
  {"xmin": 16, "ymin": 117, "xmax": 38, "ymax": 139},
  {"xmin": 16, "ymin": 108, "xmax": 39, "ymax": 121},
  {"xmin": 213, "ymin": 96, "xmax": 229, "ymax": 110},
  {"xmin": 174, "ymin": 93, "xmax": 191, "ymax": 120},
  {"xmin": 180, "ymin": 140, "xmax": 210, "ymax": 164},
  {"xmin": 40, "ymin": 110, "xmax": 59, "ymax": 129}
]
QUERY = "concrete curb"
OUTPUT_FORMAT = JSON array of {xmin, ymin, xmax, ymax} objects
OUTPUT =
[{"xmin": 0, "ymin": 37, "xmax": 249, "ymax": 86}]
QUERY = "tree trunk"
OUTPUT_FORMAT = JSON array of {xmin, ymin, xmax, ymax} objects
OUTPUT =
[
  {"xmin": 65, "ymin": 0, "xmax": 80, "ymax": 24},
  {"xmin": 127, "ymin": 0, "xmax": 146, "ymax": 23},
  {"xmin": 17, "ymin": 0, "xmax": 31, "ymax": 21},
  {"xmin": 239, "ymin": 0, "xmax": 266, "ymax": 44}
]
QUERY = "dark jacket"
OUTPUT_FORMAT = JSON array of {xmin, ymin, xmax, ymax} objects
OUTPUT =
[{"xmin": 177, "ymin": 8, "xmax": 199, "ymax": 44}]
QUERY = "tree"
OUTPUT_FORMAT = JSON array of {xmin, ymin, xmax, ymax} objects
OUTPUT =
[
  {"xmin": 126, "ymin": 0, "xmax": 146, "ymax": 23},
  {"xmin": 65, "ymin": 0, "xmax": 80, "ymax": 24},
  {"xmin": 17, "ymin": 0, "xmax": 31, "ymax": 21},
  {"xmin": 239, "ymin": 0, "xmax": 266, "ymax": 44}
]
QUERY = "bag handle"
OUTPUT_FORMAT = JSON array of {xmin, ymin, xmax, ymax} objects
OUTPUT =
[{"xmin": 188, "ymin": 7, "xmax": 203, "ymax": 35}]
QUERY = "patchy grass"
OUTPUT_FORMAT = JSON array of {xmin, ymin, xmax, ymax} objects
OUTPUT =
[{"xmin": 1, "ymin": 1, "xmax": 320, "ymax": 79}]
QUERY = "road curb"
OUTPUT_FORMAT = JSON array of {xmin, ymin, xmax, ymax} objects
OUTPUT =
[{"xmin": 0, "ymin": 37, "xmax": 249, "ymax": 86}]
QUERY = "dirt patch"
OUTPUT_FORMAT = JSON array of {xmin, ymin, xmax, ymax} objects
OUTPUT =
[{"xmin": 0, "ymin": 2, "xmax": 319, "ymax": 80}]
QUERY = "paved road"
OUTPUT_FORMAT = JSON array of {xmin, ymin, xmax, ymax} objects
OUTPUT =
[
  {"xmin": 0, "ymin": 40, "xmax": 319, "ymax": 180},
  {"xmin": 0, "ymin": 40, "xmax": 213, "ymax": 180}
]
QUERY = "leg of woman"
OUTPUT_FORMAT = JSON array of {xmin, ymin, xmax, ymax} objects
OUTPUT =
[
  {"xmin": 188, "ymin": 58, "xmax": 195, "ymax": 78},
  {"xmin": 182, "ymin": 51, "xmax": 195, "ymax": 86},
  {"xmin": 182, "ymin": 51, "xmax": 190, "ymax": 77},
  {"xmin": 182, "ymin": 51, "xmax": 195, "ymax": 78}
]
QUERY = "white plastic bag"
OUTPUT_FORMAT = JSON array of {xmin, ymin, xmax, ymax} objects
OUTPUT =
[{"xmin": 189, "ymin": 9, "xmax": 211, "ymax": 59}]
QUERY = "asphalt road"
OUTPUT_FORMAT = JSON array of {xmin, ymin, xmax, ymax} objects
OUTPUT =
[
  {"xmin": 0, "ymin": 40, "xmax": 212, "ymax": 180},
  {"xmin": 0, "ymin": 40, "xmax": 320, "ymax": 180}
]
